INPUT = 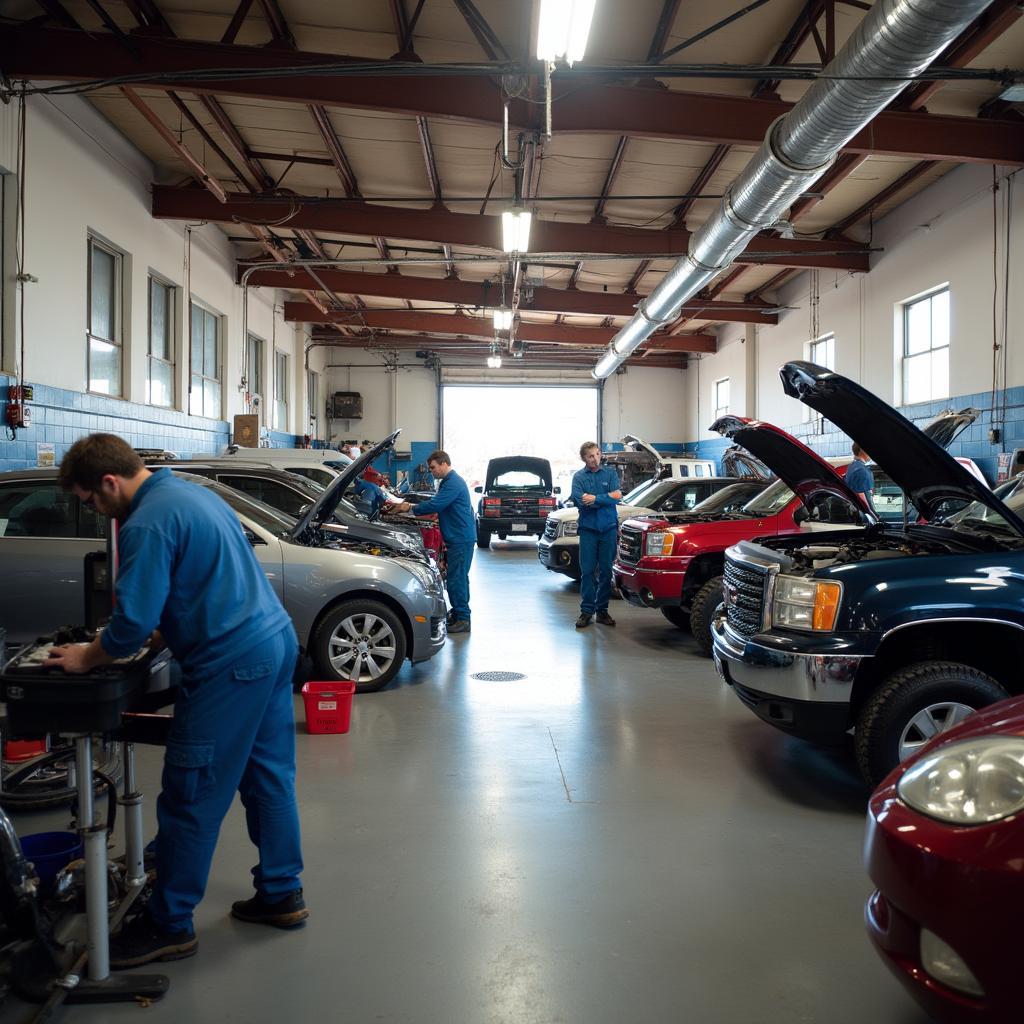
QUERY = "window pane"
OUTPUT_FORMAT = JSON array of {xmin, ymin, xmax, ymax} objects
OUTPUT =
[
  {"xmin": 150, "ymin": 281, "xmax": 169, "ymax": 359},
  {"xmin": 89, "ymin": 337, "xmax": 120, "ymax": 396},
  {"xmin": 905, "ymin": 300, "xmax": 931, "ymax": 355},
  {"xmin": 90, "ymin": 244, "xmax": 116, "ymax": 340},
  {"xmin": 931, "ymin": 345, "xmax": 949, "ymax": 400},
  {"xmin": 204, "ymin": 313, "xmax": 218, "ymax": 379},
  {"xmin": 903, "ymin": 352, "xmax": 930, "ymax": 405},
  {"xmin": 931, "ymin": 290, "xmax": 949, "ymax": 349},
  {"xmin": 0, "ymin": 485, "xmax": 76, "ymax": 538},
  {"xmin": 148, "ymin": 357, "xmax": 173, "ymax": 407},
  {"xmin": 204, "ymin": 379, "xmax": 221, "ymax": 419},
  {"xmin": 191, "ymin": 305, "xmax": 204, "ymax": 374},
  {"xmin": 248, "ymin": 336, "xmax": 263, "ymax": 396},
  {"xmin": 190, "ymin": 374, "xmax": 203, "ymax": 414}
]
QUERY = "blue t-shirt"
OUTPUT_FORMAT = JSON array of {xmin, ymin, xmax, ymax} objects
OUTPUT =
[
  {"xmin": 411, "ymin": 469, "xmax": 475, "ymax": 545},
  {"xmin": 100, "ymin": 469, "xmax": 293, "ymax": 677},
  {"xmin": 571, "ymin": 465, "xmax": 621, "ymax": 533},
  {"xmin": 846, "ymin": 459, "xmax": 874, "ymax": 509}
]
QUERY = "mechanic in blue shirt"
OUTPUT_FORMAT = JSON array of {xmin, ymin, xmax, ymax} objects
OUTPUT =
[
  {"xmin": 45, "ymin": 434, "xmax": 307, "ymax": 968},
  {"xmin": 846, "ymin": 442, "xmax": 875, "ymax": 511},
  {"xmin": 571, "ymin": 442, "xmax": 622, "ymax": 629},
  {"xmin": 395, "ymin": 449, "xmax": 475, "ymax": 633}
]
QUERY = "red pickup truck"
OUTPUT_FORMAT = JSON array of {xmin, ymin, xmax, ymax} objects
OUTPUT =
[{"xmin": 614, "ymin": 417, "xmax": 872, "ymax": 655}]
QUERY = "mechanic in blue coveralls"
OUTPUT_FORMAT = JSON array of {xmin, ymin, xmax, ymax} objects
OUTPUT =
[
  {"xmin": 395, "ymin": 449, "xmax": 475, "ymax": 634},
  {"xmin": 44, "ymin": 434, "xmax": 307, "ymax": 968},
  {"xmin": 571, "ymin": 441, "xmax": 622, "ymax": 630}
]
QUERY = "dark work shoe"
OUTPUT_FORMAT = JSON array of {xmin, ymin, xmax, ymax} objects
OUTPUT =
[
  {"xmin": 109, "ymin": 910, "xmax": 197, "ymax": 968},
  {"xmin": 596, "ymin": 611, "xmax": 616, "ymax": 626},
  {"xmin": 575, "ymin": 614, "xmax": 593, "ymax": 629},
  {"xmin": 448, "ymin": 619, "xmax": 471, "ymax": 634},
  {"xmin": 231, "ymin": 889, "xmax": 309, "ymax": 929}
]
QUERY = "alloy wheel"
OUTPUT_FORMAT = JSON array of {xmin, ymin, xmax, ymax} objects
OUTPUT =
[
  {"xmin": 326, "ymin": 613, "xmax": 398, "ymax": 682},
  {"xmin": 898, "ymin": 701, "xmax": 976, "ymax": 762}
]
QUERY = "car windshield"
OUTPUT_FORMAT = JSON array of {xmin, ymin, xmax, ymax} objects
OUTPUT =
[
  {"xmin": 622, "ymin": 479, "xmax": 660, "ymax": 505},
  {"xmin": 742, "ymin": 478, "xmax": 795, "ymax": 516},
  {"xmin": 489, "ymin": 471, "xmax": 547, "ymax": 489},
  {"xmin": 691, "ymin": 481, "xmax": 765, "ymax": 515},
  {"xmin": 630, "ymin": 480, "xmax": 681, "ymax": 507},
  {"xmin": 179, "ymin": 474, "xmax": 296, "ymax": 537},
  {"xmin": 946, "ymin": 480, "xmax": 1024, "ymax": 532}
]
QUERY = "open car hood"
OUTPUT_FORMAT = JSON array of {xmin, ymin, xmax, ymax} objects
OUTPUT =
[
  {"xmin": 779, "ymin": 361, "xmax": 1024, "ymax": 534},
  {"xmin": 620, "ymin": 434, "xmax": 663, "ymax": 465},
  {"xmin": 711, "ymin": 415, "xmax": 876, "ymax": 524},
  {"xmin": 290, "ymin": 430, "xmax": 400, "ymax": 539},
  {"xmin": 484, "ymin": 456, "xmax": 553, "ymax": 490},
  {"xmin": 721, "ymin": 445, "xmax": 772, "ymax": 481}
]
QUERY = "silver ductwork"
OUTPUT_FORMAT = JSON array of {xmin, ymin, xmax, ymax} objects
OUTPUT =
[{"xmin": 593, "ymin": 0, "xmax": 996, "ymax": 379}]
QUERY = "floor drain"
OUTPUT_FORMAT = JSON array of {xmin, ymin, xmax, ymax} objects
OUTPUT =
[{"xmin": 471, "ymin": 671, "xmax": 527, "ymax": 682}]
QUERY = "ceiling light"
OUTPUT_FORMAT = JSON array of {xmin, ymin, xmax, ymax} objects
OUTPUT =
[
  {"xmin": 486, "ymin": 354, "xmax": 503, "ymax": 369},
  {"xmin": 501, "ymin": 209, "xmax": 532, "ymax": 254},
  {"xmin": 493, "ymin": 308, "xmax": 513, "ymax": 331},
  {"xmin": 537, "ymin": 0, "xmax": 597, "ymax": 65},
  {"xmin": 999, "ymin": 83, "xmax": 1024, "ymax": 102}
]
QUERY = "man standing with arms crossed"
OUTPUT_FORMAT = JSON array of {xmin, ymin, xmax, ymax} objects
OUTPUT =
[
  {"xmin": 572, "ymin": 442, "xmax": 622, "ymax": 629},
  {"xmin": 44, "ymin": 434, "xmax": 307, "ymax": 968},
  {"xmin": 395, "ymin": 450, "xmax": 475, "ymax": 634}
]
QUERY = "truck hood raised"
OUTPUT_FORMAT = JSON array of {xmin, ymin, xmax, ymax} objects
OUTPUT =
[
  {"xmin": 484, "ymin": 456, "xmax": 553, "ymax": 491},
  {"xmin": 779, "ymin": 361, "xmax": 1024, "ymax": 535},
  {"xmin": 711, "ymin": 415, "xmax": 875, "ymax": 524}
]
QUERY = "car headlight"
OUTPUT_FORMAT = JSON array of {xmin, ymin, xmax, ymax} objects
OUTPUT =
[
  {"xmin": 397, "ymin": 558, "xmax": 444, "ymax": 596},
  {"xmin": 645, "ymin": 531, "xmax": 673, "ymax": 557},
  {"xmin": 771, "ymin": 574, "xmax": 842, "ymax": 630},
  {"xmin": 561, "ymin": 520, "xmax": 578, "ymax": 537},
  {"xmin": 897, "ymin": 737, "xmax": 1024, "ymax": 825}
]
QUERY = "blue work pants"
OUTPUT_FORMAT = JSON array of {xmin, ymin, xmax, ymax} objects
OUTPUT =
[
  {"xmin": 446, "ymin": 541, "xmax": 475, "ymax": 622},
  {"xmin": 148, "ymin": 625, "xmax": 303, "ymax": 932},
  {"xmin": 579, "ymin": 527, "xmax": 616, "ymax": 615}
]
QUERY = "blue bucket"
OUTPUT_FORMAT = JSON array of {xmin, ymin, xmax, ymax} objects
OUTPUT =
[{"xmin": 20, "ymin": 831, "xmax": 83, "ymax": 885}]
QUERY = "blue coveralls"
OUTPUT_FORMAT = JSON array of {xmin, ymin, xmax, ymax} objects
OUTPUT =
[
  {"xmin": 571, "ymin": 464, "xmax": 621, "ymax": 616},
  {"xmin": 412, "ymin": 469, "xmax": 476, "ymax": 622},
  {"xmin": 845, "ymin": 459, "xmax": 875, "ymax": 512},
  {"xmin": 100, "ymin": 469, "xmax": 302, "ymax": 932}
]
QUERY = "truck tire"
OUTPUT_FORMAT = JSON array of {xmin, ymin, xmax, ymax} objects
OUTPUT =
[
  {"xmin": 312, "ymin": 599, "xmax": 407, "ymax": 694},
  {"xmin": 476, "ymin": 525, "xmax": 491, "ymax": 548},
  {"xmin": 854, "ymin": 661, "xmax": 1007, "ymax": 787},
  {"xmin": 689, "ymin": 576, "xmax": 723, "ymax": 657},
  {"xmin": 660, "ymin": 606, "xmax": 689, "ymax": 630}
]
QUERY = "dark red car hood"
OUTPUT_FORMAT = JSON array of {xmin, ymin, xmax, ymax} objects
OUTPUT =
[{"xmin": 711, "ymin": 415, "xmax": 875, "ymax": 524}]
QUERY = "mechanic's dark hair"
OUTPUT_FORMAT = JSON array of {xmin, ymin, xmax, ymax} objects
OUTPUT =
[
  {"xmin": 579, "ymin": 441, "xmax": 600, "ymax": 459},
  {"xmin": 851, "ymin": 442, "xmax": 866, "ymax": 457},
  {"xmin": 58, "ymin": 434, "xmax": 144, "ymax": 491},
  {"xmin": 426, "ymin": 449, "xmax": 451, "ymax": 466}
]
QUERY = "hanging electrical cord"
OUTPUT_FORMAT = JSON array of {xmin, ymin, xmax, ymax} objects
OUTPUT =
[{"xmin": 8, "ymin": 92, "xmax": 29, "ymax": 441}]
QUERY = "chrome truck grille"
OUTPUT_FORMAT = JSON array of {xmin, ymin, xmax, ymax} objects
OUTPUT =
[
  {"xmin": 723, "ymin": 556, "xmax": 769, "ymax": 638},
  {"xmin": 617, "ymin": 525, "xmax": 642, "ymax": 565}
]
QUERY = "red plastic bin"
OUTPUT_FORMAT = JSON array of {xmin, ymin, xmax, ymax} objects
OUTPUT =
[{"xmin": 301, "ymin": 681, "xmax": 356, "ymax": 734}]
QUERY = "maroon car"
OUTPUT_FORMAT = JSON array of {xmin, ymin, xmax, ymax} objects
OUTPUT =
[{"xmin": 865, "ymin": 694, "xmax": 1024, "ymax": 1023}]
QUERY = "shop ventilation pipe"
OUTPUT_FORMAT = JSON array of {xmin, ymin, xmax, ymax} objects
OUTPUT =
[{"xmin": 592, "ymin": 0, "xmax": 997, "ymax": 379}]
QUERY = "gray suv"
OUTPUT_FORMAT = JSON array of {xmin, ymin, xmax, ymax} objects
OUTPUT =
[{"xmin": 0, "ymin": 441, "xmax": 446, "ymax": 693}]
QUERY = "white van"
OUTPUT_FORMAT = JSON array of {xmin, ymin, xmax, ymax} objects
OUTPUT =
[{"xmin": 192, "ymin": 446, "xmax": 352, "ymax": 487}]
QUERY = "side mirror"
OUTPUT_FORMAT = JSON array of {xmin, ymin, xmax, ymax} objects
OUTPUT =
[
  {"xmin": 243, "ymin": 526, "xmax": 265, "ymax": 546},
  {"xmin": 792, "ymin": 506, "xmax": 809, "ymax": 526},
  {"xmin": 564, "ymin": 499, "xmax": 575, "ymax": 507},
  {"xmin": 474, "ymin": 485, "xmax": 483, "ymax": 493},
  {"xmin": 554, "ymin": 486, "xmax": 561, "ymax": 494}
]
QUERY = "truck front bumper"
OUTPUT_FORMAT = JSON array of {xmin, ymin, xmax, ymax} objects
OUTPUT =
[
  {"xmin": 711, "ymin": 616, "xmax": 865, "ymax": 742},
  {"xmin": 537, "ymin": 537, "xmax": 580, "ymax": 578},
  {"xmin": 613, "ymin": 560, "xmax": 688, "ymax": 608}
]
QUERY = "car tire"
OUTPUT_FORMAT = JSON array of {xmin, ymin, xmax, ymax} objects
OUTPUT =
[
  {"xmin": 689, "ymin": 576, "xmax": 723, "ymax": 657},
  {"xmin": 854, "ymin": 661, "xmax": 1007, "ymax": 787},
  {"xmin": 476, "ymin": 526, "xmax": 491, "ymax": 548},
  {"xmin": 312, "ymin": 599, "xmax": 407, "ymax": 694},
  {"xmin": 660, "ymin": 606, "xmax": 689, "ymax": 630},
  {"xmin": 0, "ymin": 743, "xmax": 122, "ymax": 811}
]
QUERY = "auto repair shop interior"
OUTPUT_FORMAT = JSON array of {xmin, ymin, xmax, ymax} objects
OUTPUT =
[{"xmin": 0, "ymin": 1, "xmax": 1022, "ymax": 1022}]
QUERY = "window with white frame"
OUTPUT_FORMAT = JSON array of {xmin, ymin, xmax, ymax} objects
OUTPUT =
[
  {"xmin": 307, "ymin": 369, "xmax": 318, "ymax": 433},
  {"xmin": 87, "ymin": 236, "xmax": 123, "ymax": 396},
  {"xmin": 274, "ymin": 351, "xmax": 289, "ymax": 431},
  {"xmin": 805, "ymin": 333, "xmax": 834, "ymax": 422},
  {"xmin": 902, "ymin": 287, "xmax": 949, "ymax": 405},
  {"xmin": 247, "ymin": 333, "xmax": 264, "ymax": 414},
  {"xmin": 147, "ymin": 276, "xmax": 175, "ymax": 407},
  {"xmin": 713, "ymin": 377, "xmax": 730, "ymax": 421},
  {"xmin": 190, "ymin": 301, "xmax": 222, "ymax": 418}
]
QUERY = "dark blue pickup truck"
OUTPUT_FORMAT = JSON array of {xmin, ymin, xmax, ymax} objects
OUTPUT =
[{"xmin": 712, "ymin": 361, "xmax": 1024, "ymax": 786}]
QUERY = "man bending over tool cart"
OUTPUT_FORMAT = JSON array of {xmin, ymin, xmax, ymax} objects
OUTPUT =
[{"xmin": 43, "ymin": 434, "xmax": 308, "ymax": 968}]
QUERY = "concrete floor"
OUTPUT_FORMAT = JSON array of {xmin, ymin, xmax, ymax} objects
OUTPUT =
[{"xmin": 5, "ymin": 541, "xmax": 928, "ymax": 1024}]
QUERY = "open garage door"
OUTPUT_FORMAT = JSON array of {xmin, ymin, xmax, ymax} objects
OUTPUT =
[{"xmin": 441, "ymin": 382, "xmax": 599, "ymax": 498}]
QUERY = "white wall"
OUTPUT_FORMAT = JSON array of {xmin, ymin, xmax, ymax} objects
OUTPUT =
[
  {"xmin": 602, "ymin": 365, "xmax": 687, "ymax": 443},
  {"xmin": 687, "ymin": 162, "xmax": 1024, "ymax": 439},
  {"xmin": 0, "ymin": 93, "xmax": 317, "ymax": 437}
]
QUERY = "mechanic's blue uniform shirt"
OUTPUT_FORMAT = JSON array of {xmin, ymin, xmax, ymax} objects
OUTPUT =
[
  {"xmin": 411, "ymin": 469, "xmax": 475, "ymax": 544},
  {"xmin": 571, "ymin": 465, "xmax": 622, "ymax": 533},
  {"xmin": 845, "ymin": 459, "xmax": 874, "ymax": 510},
  {"xmin": 100, "ymin": 469, "xmax": 292, "ymax": 673}
]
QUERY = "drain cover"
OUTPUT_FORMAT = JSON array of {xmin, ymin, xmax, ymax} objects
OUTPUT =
[{"xmin": 470, "ymin": 671, "xmax": 527, "ymax": 682}]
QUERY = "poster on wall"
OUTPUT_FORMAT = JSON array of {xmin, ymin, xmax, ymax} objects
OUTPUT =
[{"xmin": 37, "ymin": 443, "xmax": 55, "ymax": 468}]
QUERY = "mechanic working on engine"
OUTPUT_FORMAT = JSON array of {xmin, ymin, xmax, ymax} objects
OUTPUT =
[
  {"xmin": 394, "ymin": 449, "xmax": 475, "ymax": 633},
  {"xmin": 43, "ymin": 434, "xmax": 307, "ymax": 968},
  {"xmin": 572, "ymin": 441, "xmax": 622, "ymax": 629},
  {"xmin": 846, "ymin": 441, "xmax": 874, "ymax": 511}
]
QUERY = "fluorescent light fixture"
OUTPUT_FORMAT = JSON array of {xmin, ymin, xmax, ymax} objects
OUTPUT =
[
  {"xmin": 501, "ymin": 209, "xmax": 532, "ymax": 253},
  {"xmin": 999, "ymin": 83, "xmax": 1024, "ymax": 102},
  {"xmin": 537, "ymin": 0, "xmax": 597, "ymax": 65},
  {"xmin": 493, "ymin": 309, "xmax": 514, "ymax": 331}
]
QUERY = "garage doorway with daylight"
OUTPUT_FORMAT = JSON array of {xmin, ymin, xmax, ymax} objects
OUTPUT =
[{"xmin": 442, "ymin": 386, "xmax": 599, "ymax": 499}]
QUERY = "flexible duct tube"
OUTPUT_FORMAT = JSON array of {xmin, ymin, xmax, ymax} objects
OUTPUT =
[{"xmin": 593, "ymin": 0, "xmax": 996, "ymax": 379}]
